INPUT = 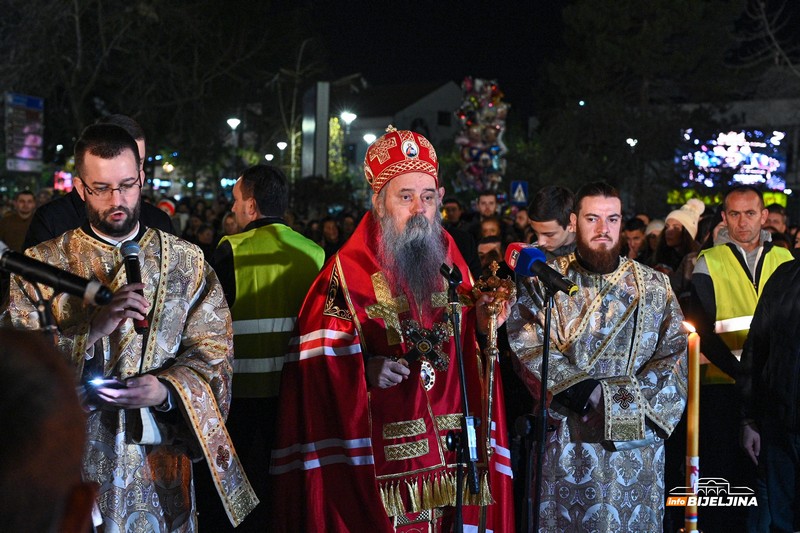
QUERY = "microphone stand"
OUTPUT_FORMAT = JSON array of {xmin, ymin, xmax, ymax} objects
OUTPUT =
[
  {"xmin": 531, "ymin": 286, "xmax": 555, "ymax": 533},
  {"xmin": 3, "ymin": 270, "xmax": 59, "ymax": 345},
  {"xmin": 440, "ymin": 263, "xmax": 480, "ymax": 533},
  {"xmin": 514, "ymin": 282, "xmax": 557, "ymax": 533}
]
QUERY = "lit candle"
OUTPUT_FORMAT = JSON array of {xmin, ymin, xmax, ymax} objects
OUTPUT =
[{"xmin": 683, "ymin": 322, "xmax": 700, "ymax": 531}]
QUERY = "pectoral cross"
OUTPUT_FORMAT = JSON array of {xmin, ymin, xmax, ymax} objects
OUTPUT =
[{"xmin": 366, "ymin": 272, "xmax": 409, "ymax": 345}]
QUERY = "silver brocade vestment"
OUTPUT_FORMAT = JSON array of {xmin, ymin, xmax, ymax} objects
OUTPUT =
[{"xmin": 507, "ymin": 254, "xmax": 688, "ymax": 533}]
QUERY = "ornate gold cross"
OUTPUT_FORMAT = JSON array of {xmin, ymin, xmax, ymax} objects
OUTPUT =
[{"xmin": 366, "ymin": 272, "xmax": 409, "ymax": 345}]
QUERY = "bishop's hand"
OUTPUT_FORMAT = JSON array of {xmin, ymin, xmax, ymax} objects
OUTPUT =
[{"xmin": 366, "ymin": 356, "xmax": 410, "ymax": 389}]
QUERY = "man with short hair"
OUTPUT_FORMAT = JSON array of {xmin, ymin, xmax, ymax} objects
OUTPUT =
[
  {"xmin": 507, "ymin": 181, "xmax": 688, "ymax": 532},
  {"xmin": 477, "ymin": 235, "xmax": 512, "ymax": 278},
  {"xmin": 207, "ymin": 165, "xmax": 324, "ymax": 530},
  {"xmin": 442, "ymin": 196, "xmax": 466, "ymax": 229},
  {"xmin": 528, "ymin": 185, "xmax": 576, "ymax": 259},
  {"xmin": 442, "ymin": 196, "xmax": 482, "ymax": 277},
  {"xmin": 690, "ymin": 185, "xmax": 794, "ymax": 531},
  {"xmin": 270, "ymin": 127, "xmax": 514, "ymax": 532},
  {"xmin": 623, "ymin": 216, "xmax": 650, "ymax": 262},
  {"xmin": 0, "ymin": 190, "xmax": 37, "ymax": 308},
  {"xmin": 764, "ymin": 202, "xmax": 788, "ymax": 235},
  {"xmin": 469, "ymin": 190, "xmax": 502, "ymax": 241},
  {"xmin": 477, "ymin": 190, "xmax": 499, "ymax": 219},
  {"xmin": 8, "ymin": 124, "xmax": 257, "ymax": 531},
  {"xmin": 512, "ymin": 206, "xmax": 534, "ymax": 243},
  {"xmin": 23, "ymin": 114, "xmax": 173, "ymax": 250},
  {"xmin": 0, "ymin": 190, "xmax": 36, "ymax": 252}
]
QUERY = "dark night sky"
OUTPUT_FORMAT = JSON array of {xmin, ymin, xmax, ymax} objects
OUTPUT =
[{"xmin": 309, "ymin": 2, "xmax": 565, "ymax": 123}]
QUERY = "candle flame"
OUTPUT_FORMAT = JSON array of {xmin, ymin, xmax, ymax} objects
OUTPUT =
[{"xmin": 682, "ymin": 321, "xmax": 696, "ymax": 333}]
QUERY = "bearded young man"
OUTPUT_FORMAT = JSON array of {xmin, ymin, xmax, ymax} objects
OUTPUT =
[
  {"xmin": 507, "ymin": 181, "xmax": 688, "ymax": 533},
  {"xmin": 8, "ymin": 124, "xmax": 257, "ymax": 531},
  {"xmin": 270, "ymin": 127, "xmax": 514, "ymax": 532}
]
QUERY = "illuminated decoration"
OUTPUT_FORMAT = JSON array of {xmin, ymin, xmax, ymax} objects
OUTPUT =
[
  {"xmin": 452, "ymin": 77, "xmax": 509, "ymax": 193},
  {"xmin": 676, "ymin": 128, "xmax": 787, "ymax": 191},
  {"xmin": 53, "ymin": 170, "xmax": 73, "ymax": 192},
  {"xmin": 667, "ymin": 189, "xmax": 788, "ymax": 207},
  {"xmin": 5, "ymin": 92, "xmax": 45, "ymax": 172}
]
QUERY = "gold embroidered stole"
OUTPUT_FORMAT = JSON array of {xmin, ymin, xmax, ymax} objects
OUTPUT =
[{"xmin": 69, "ymin": 229, "xmax": 258, "ymax": 526}]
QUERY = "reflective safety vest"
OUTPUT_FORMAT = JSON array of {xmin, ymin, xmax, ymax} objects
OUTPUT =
[
  {"xmin": 699, "ymin": 243, "xmax": 793, "ymax": 384},
  {"xmin": 221, "ymin": 224, "xmax": 324, "ymax": 398}
]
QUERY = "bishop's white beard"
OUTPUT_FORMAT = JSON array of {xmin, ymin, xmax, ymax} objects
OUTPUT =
[{"xmin": 378, "ymin": 212, "xmax": 447, "ymax": 311}]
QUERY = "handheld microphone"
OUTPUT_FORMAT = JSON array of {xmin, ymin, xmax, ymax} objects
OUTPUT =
[
  {"xmin": 120, "ymin": 240, "xmax": 149, "ymax": 334},
  {"xmin": 0, "ymin": 240, "xmax": 112, "ymax": 305},
  {"xmin": 504, "ymin": 242, "xmax": 578, "ymax": 297}
]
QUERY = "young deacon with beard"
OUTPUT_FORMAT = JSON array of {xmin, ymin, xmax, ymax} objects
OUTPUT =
[
  {"xmin": 270, "ymin": 127, "xmax": 514, "ymax": 532},
  {"xmin": 507, "ymin": 182, "xmax": 688, "ymax": 533}
]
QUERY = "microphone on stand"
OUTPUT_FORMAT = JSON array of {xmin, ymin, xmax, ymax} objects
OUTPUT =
[
  {"xmin": 504, "ymin": 242, "xmax": 578, "ymax": 297},
  {"xmin": 120, "ymin": 241, "xmax": 149, "ymax": 334},
  {"xmin": 0, "ymin": 240, "xmax": 112, "ymax": 305}
]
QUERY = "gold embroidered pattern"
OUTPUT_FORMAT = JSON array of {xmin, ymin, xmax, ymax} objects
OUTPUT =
[
  {"xmin": 366, "ymin": 272, "xmax": 409, "ymax": 345},
  {"xmin": 431, "ymin": 290, "xmax": 448, "ymax": 309},
  {"xmin": 608, "ymin": 416, "xmax": 641, "ymax": 441},
  {"xmin": 416, "ymin": 135, "xmax": 437, "ymax": 163},
  {"xmin": 323, "ymin": 265, "xmax": 353, "ymax": 320},
  {"xmin": 383, "ymin": 418, "xmax": 426, "ymax": 439},
  {"xmin": 435, "ymin": 414, "xmax": 462, "ymax": 431},
  {"xmin": 385, "ymin": 439, "xmax": 429, "ymax": 461},
  {"xmin": 369, "ymin": 135, "xmax": 397, "ymax": 165}
]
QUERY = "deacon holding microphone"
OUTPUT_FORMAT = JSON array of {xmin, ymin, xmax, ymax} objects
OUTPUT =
[
  {"xmin": 505, "ymin": 181, "xmax": 689, "ymax": 532},
  {"xmin": 7, "ymin": 124, "xmax": 257, "ymax": 530}
]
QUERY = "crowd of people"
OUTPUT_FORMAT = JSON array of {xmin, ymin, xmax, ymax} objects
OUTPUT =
[{"xmin": 0, "ymin": 117, "xmax": 798, "ymax": 533}]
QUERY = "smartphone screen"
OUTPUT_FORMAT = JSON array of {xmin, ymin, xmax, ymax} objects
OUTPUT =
[{"xmin": 88, "ymin": 377, "xmax": 127, "ymax": 389}]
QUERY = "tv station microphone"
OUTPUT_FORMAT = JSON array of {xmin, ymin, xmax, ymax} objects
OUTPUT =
[
  {"xmin": 120, "ymin": 240, "xmax": 149, "ymax": 334},
  {"xmin": 0, "ymin": 240, "xmax": 112, "ymax": 305},
  {"xmin": 504, "ymin": 242, "xmax": 578, "ymax": 297}
]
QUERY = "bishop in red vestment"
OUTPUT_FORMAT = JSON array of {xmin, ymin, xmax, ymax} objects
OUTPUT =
[{"xmin": 270, "ymin": 127, "xmax": 514, "ymax": 531}]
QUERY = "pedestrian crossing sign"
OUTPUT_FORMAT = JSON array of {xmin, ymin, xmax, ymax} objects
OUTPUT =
[{"xmin": 510, "ymin": 181, "xmax": 528, "ymax": 206}]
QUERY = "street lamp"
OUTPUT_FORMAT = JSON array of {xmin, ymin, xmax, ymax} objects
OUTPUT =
[
  {"xmin": 264, "ymin": 153, "xmax": 274, "ymax": 162},
  {"xmin": 227, "ymin": 117, "xmax": 241, "ymax": 179},
  {"xmin": 341, "ymin": 111, "xmax": 357, "ymax": 136},
  {"xmin": 363, "ymin": 133, "xmax": 377, "ymax": 145},
  {"xmin": 276, "ymin": 141, "xmax": 287, "ymax": 167}
]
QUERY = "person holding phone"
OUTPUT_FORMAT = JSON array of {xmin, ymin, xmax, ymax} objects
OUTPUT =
[{"xmin": 8, "ymin": 124, "xmax": 258, "ymax": 531}]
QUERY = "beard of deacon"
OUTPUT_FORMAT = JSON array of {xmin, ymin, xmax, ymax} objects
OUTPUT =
[
  {"xmin": 575, "ymin": 226, "xmax": 622, "ymax": 274},
  {"xmin": 377, "ymin": 201, "xmax": 447, "ymax": 311},
  {"xmin": 86, "ymin": 197, "xmax": 142, "ymax": 238}
]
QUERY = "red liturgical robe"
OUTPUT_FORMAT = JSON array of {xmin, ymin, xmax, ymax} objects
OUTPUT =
[{"xmin": 270, "ymin": 212, "xmax": 514, "ymax": 531}]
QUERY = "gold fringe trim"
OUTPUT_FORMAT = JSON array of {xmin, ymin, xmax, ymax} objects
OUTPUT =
[
  {"xmin": 406, "ymin": 478, "xmax": 421, "ymax": 513},
  {"xmin": 380, "ymin": 481, "xmax": 408, "ymax": 517},
  {"xmin": 379, "ymin": 469, "xmax": 494, "ymax": 518}
]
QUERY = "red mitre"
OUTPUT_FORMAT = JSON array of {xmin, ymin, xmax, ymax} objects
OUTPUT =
[{"xmin": 364, "ymin": 125, "xmax": 438, "ymax": 193}]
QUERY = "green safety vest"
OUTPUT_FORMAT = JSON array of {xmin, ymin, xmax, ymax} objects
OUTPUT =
[
  {"xmin": 699, "ymin": 243, "xmax": 793, "ymax": 384},
  {"xmin": 221, "ymin": 223, "xmax": 324, "ymax": 398}
]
